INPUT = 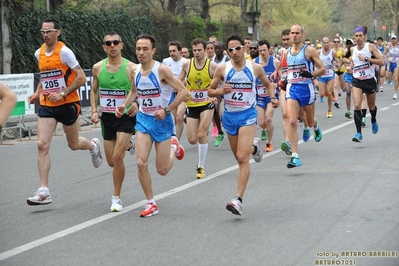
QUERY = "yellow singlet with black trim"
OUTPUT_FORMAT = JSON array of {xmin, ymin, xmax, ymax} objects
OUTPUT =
[
  {"xmin": 186, "ymin": 58, "xmax": 212, "ymax": 107},
  {"xmin": 335, "ymin": 48, "xmax": 346, "ymax": 72}
]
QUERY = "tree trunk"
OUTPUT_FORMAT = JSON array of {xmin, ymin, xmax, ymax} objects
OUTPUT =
[
  {"xmin": 1, "ymin": 0, "xmax": 12, "ymax": 74},
  {"xmin": 168, "ymin": 0, "xmax": 177, "ymax": 13},
  {"xmin": 49, "ymin": 0, "xmax": 64, "ymax": 10},
  {"xmin": 201, "ymin": 0, "xmax": 210, "ymax": 20}
]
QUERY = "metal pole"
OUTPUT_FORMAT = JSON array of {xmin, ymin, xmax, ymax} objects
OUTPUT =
[{"xmin": 373, "ymin": 0, "xmax": 377, "ymax": 40}]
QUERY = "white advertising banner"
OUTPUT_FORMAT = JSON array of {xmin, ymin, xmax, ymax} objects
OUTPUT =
[{"xmin": 0, "ymin": 73, "xmax": 35, "ymax": 115}]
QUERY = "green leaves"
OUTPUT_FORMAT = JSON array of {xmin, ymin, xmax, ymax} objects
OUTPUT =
[{"xmin": 7, "ymin": 8, "xmax": 152, "ymax": 73}]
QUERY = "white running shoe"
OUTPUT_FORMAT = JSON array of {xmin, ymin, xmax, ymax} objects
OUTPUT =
[
  {"xmin": 252, "ymin": 137, "xmax": 263, "ymax": 162},
  {"xmin": 393, "ymin": 93, "xmax": 397, "ymax": 100},
  {"xmin": 226, "ymin": 197, "xmax": 242, "ymax": 215},
  {"xmin": 128, "ymin": 135, "xmax": 136, "ymax": 155},
  {"xmin": 110, "ymin": 197, "xmax": 123, "ymax": 212},
  {"xmin": 27, "ymin": 189, "xmax": 52, "ymax": 205},
  {"xmin": 91, "ymin": 138, "xmax": 103, "ymax": 168}
]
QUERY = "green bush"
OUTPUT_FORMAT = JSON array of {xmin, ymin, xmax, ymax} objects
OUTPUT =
[{"xmin": 7, "ymin": 8, "xmax": 152, "ymax": 73}]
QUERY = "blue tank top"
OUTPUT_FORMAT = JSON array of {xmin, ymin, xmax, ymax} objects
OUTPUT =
[
  {"xmin": 255, "ymin": 57, "xmax": 275, "ymax": 81},
  {"xmin": 287, "ymin": 45, "xmax": 314, "ymax": 85}
]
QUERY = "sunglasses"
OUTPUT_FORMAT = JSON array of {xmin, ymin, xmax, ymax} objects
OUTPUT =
[
  {"xmin": 249, "ymin": 47, "xmax": 258, "ymax": 50},
  {"xmin": 40, "ymin": 29, "xmax": 58, "ymax": 34},
  {"xmin": 227, "ymin": 46, "xmax": 244, "ymax": 52},
  {"xmin": 334, "ymin": 41, "xmax": 340, "ymax": 43},
  {"xmin": 104, "ymin": 40, "xmax": 121, "ymax": 46}
]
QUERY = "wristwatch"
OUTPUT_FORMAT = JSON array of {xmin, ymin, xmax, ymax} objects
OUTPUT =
[
  {"xmin": 60, "ymin": 90, "xmax": 67, "ymax": 99},
  {"xmin": 365, "ymin": 57, "xmax": 369, "ymax": 62},
  {"xmin": 164, "ymin": 107, "xmax": 171, "ymax": 115},
  {"xmin": 271, "ymin": 96, "xmax": 277, "ymax": 100}
]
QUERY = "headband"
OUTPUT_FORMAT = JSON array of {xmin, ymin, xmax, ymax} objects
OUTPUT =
[{"xmin": 354, "ymin": 26, "xmax": 366, "ymax": 34}]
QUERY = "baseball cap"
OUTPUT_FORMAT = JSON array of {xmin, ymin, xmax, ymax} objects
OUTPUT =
[
  {"xmin": 391, "ymin": 35, "xmax": 397, "ymax": 39},
  {"xmin": 346, "ymin": 39, "xmax": 354, "ymax": 45},
  {"xmin": 249, "ymin": 41, "xmax": 258, "ymax": 47}
]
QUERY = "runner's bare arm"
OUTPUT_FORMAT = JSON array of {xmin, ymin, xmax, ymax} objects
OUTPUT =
[
  {"xmin": 208, "ymin": 64, "xmax": 226, "ymax": 97},
  {"xmin": 64, "ymin": 65, "xmax": 86, "ymax": 95}
]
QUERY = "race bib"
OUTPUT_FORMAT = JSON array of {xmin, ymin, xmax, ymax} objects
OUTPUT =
[
  {"xmin": 40, "ymin": 69, "xmax": 66, "ymax": 93},
  {"xmin": 287, "ymin": 63, "xmax": 307, "ymax": 83},
  {"xmin": 353, "ymin": 63, "xmax": 373, "ymax": 80},
  {"xmin": 100, "ymin": 89, "xmax": 126, "ymax": 113},
  {"xmin": 189, "ymin": 89, "xmax": 208, "ymax": 103},
  {"xmin": 137, "ymin": 87, "xmax": 163, "ymax": 114},
  {"xmin": 224, "ymin": 82, "xmax": 253, "ymax": 107}
]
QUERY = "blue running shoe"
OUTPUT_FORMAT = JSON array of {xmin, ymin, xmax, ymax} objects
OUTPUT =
[
  {"xmin": 313, "ymin": 124, "xmax": 322, "ymax": 142},
  {"xmin": 287, "ymin": 157, "xmax": 302, "ymax": 168},
  {"xmin": 303, "ymin": 128, "xmax": 310, "ymax": 142},
  {"xmin": 372, "ymin": 122, "xmax": 378, "ymax": 134},
  {"xmin": 280, "ymin": 141, "xmax": 292, "ymax": 155},
  {"xmin": 352, "ymin": 133, "xmax": 363, "ymax": 142},
  {"xmin": 320, "ymin": 97, "xmax": 324, "ymax": 103}
]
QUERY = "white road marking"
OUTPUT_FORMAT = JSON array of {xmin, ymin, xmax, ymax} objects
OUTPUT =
[{"xmin": 0, "ymin": 104, "xmax": 393, "ymax": 261}]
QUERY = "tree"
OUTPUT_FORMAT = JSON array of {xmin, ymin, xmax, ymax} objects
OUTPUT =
[{"xmin": 201, "ymin": 0, "xmax": 210, "ymax": 19}]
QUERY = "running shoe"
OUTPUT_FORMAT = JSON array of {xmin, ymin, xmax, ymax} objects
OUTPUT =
[
  {"xmin": 128, "ymin": 135, "xmax": 136, "ymax": 155},
  {"xmin": 361, "ymin": 117, "xmax": 366, "ymax": 127},
  {"xmin": 171, "ymin": 136, "xmax": 185, "ymax": 160},
  {"xmin": 196, "ymin": 167, "xmax": 206, "ymax": 179},
  {"xmin": 261, "ymin": 129, "xmax": 267, "ymax": 140},
  {"xmin": 334, "ymin": 102, "xmax": 340, "ymax": 108},
  {"xmin": 91, "ymin": 138, "xmax": 103, "ymax": 168},
  {"xmin": 372, "ymin": 121, "xmax": 379, "ymax": 134},
  {"xmin": 140, "ymin": 202, "xmax": 159, "ymax": 217},
  {"xmin": 352, "ymin": 133, "xmax": 363, "ymax": 142},
  {"xmin": 313, "ymin": 124, "xmax": 322, "ymax": 142},
  {"xmin": 226, "ymin": 197, "xmax": 242, "ymax": 215},
  {"xmin": 252, "ymin": 137, "xmax": 263, "ymax": 162},
  {"xmin": 265, "ymin": 143, "xmax": 273, "ymax": 152},
  {"xmin": 393, "ymin": 93, "xmax": 397, "ymax": 100},
  {"xmin": 215, "ymin": 133, "xmax": 224, "ymax": 147},
  {"xmin": 27, "ymin": 189, "xmax": 52, "ymax": 205},
  {"xmin": 303, "ymin": 128, "xmax": 310, "ymax": 142},
  {"xmin": 287, "ymin": 157, "xmax": 302, "ymax": 168},
  {"xmin": 326, "ymin": 111, "xmax": 333, "ymax": 118},
  {"xmin": 211, "ymin": 127, "xmax": 218, "ymax": 138},
  {"xmin": 379, "ymin": 87, "xmax": 384, "ymax": 92},
  {"xmin": 111, "ymin": 197, "xmax": 123, "ymax": 212},
  {"xmin": 320, "ymin": 97, "xmax": 324, "ymax": 103},
  {"xmin": 280, "ymin": 141, "xmax": 292, "ymax": 155},
  {"xmin": 345, "ymin": 111, "xmax": 352, "ymax": 119}
]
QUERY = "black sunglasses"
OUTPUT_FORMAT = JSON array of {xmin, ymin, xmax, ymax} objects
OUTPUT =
[
  {"xmin": 249, "ymin": 47, "xmax": 258, "ymax": 50},
  {"xmin": 104, "ymin": 40, "xmax": 121, "ymax": 46}
]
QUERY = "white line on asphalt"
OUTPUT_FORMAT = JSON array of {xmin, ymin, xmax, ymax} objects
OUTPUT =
[{"xmin": 0, "ymin": 104, "xmax": 393, "ymax": 261}]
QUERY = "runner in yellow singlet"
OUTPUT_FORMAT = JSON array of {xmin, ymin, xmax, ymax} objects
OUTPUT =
[
  {"xmin": 179, "ymin": 38, "xmax": 218, "ymax": 179},
  {"xmin": 333, "ymin": 36, "xmax": 347, "ymax": 108}
]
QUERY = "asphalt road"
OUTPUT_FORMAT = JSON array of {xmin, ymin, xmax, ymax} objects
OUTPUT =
[{"xmin": 1, "ymin": 85, "xmax": 398, "ymax": 266}]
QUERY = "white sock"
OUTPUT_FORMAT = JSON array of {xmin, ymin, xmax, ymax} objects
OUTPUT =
[
  {"xmin": 198, "ymin": 143, "xmax": 208, "ymax": 168},
  {"xmin": 147, "ymin": 199, "xmax": 156, "ymax": 204},
  {"xmin": 39, "ymin": 187, "xmax": 49, "ymax": 195},
  {"xmin": 171, "ymin": 137, "xmax": 178, "ymax": 152},
  {"xmin": 90, "ymin": 142, "xmax": 98, "ymax": 154}
]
